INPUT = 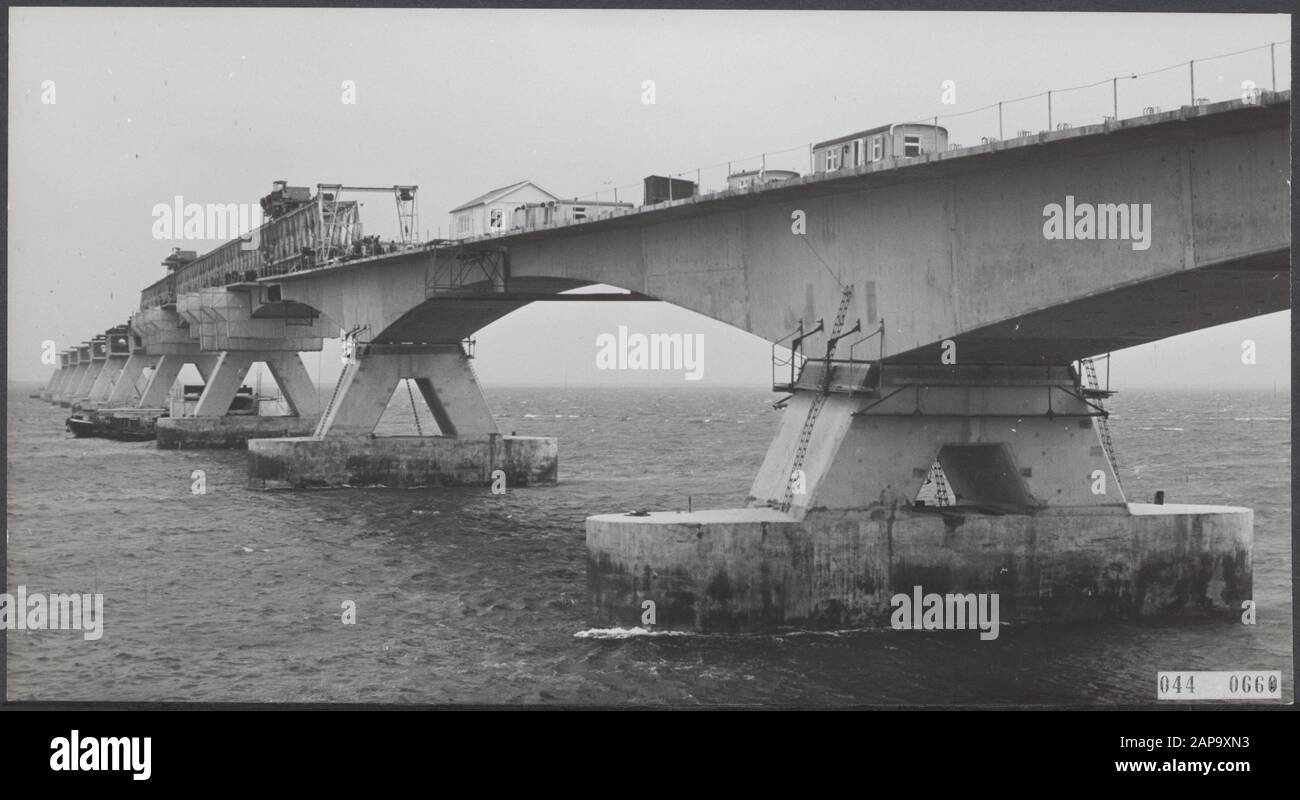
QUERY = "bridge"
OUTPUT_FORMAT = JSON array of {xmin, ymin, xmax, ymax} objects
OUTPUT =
[{"xmin": 40, "ymin": 90, "xmax": 1290, "ymax": 631}]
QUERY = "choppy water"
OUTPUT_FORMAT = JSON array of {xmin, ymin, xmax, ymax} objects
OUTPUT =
[{"xmin": 5, "ymin": 383, "xmax": 1291, "ymax": 705}]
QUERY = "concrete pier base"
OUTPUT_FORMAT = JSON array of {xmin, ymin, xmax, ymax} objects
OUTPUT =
[
  {"xmin": 586, "ymin": 504, "xmax": 1252, "ymax": 632},
  {"xmin": 586, "ymin": 364, "xmax": 1256, "ymax": 632},
  {"xmin": 248, "ymin": 343, "xmax": 551, "ymax": 490},
  {"xmin": 156, "ymin": 415, "xmax": 321, "ymax": 449},
  {"xmin": 247, "ymin": 434, "xmax": 558, "ymax": 489}
]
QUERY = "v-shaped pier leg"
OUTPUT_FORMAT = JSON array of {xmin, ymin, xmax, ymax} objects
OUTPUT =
[
  {"xmin": 155, "ymin": 350, "xmax": 321, "ymax": 449},
  {"xmin": 264, "ymin": 352, "xmax": 323, "ymax": 417},
  {"xmin": 248, "ymin": 344, "xmax": 557, "ymax": 489},
  {"xmin": 86, "ymin": 354, "xmax": 129, "ymax": 406},
  {"xmin": 106, "ymin": 352, "xmax": 156, "ymax": 405},
  {"xmin": 314, "ymin": 345, "xmax": 498, "ymax": 438}
]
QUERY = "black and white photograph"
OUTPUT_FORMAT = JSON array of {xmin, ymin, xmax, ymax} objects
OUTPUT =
[{"xmin": 3, "ymin": 4, "xmax": 1293, "ymax": 722}]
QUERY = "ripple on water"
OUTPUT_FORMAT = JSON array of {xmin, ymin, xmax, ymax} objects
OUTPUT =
[{"xmin": 4, "ymin": 385, "xmax": 1292, "ymax": 705}]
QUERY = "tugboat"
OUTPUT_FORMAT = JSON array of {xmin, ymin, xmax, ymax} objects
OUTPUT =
[
  {"xmin": 65, "ymin": 384, "xmax": 260, "ymax": 441},
  {"xmin": 66, "ymin": 405, "xmax": 167, "ymax": 441},
  {"xmin": 228, "ymin": 386, "xmax": 257, "ymax": 415},
  {"xmin": 65, "ymin": 411, "xmax": 96, "ymax": 437}
]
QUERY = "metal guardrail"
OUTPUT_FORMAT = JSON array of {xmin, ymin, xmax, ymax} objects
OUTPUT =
[{"xmin": 565, "ymin": 40, "xmax": 1290, "ymax": 209}]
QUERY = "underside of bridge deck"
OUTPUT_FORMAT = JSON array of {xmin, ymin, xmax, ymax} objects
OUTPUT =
[{"xmin": 893, "ymin": 246, "xmax": 1289, "ymax": 364}]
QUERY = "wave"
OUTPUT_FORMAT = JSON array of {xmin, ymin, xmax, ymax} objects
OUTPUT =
[{"xmin": 573, "ymin": 626, "xmax": 693, "ymax": 640}]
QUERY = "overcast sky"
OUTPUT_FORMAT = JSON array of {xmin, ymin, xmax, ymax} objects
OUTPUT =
[{"xmin": 7, "ymin": 8, "xmax": 1292, "ymax": 388}]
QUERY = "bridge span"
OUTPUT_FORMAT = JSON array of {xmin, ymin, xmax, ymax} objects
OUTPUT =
[
  {"xmin": 40, "ymin": 90, "xmax": 1289, "ymax": 631},
  {"xmin": 248, "ymin": 91, "xmax": 1287, "ymax": 364}
]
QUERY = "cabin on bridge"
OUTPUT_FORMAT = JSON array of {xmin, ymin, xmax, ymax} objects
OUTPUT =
[
  {"xmin": 449, "ymin": 180, "xmax": 633, "ymax": 238},
  {"xmin": 450, "ymin": 180, "xmax": 558, "ymax": 238},
  {"xmin": 509, "ymin": 197, "xmax": 634, "ymax": 230},
  {"xmin": 813, "ymin": 122, "xmax": 948, "ymax": 173},
  {"xmin": 726, "ymin": 168, "xmax": 800, "ymax": 191}
]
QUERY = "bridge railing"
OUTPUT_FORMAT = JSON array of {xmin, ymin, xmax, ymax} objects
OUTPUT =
[
  {"xmin": 141, "ymin": 274, "xmax": 176, "ymax": 309},
  {"xmin": 896, "ymin": 40, "xmax": 1290, "ymax": 149},
  {"xmin": 559, "ymin": 39, "xmax": 1290, "ymax": 213}
]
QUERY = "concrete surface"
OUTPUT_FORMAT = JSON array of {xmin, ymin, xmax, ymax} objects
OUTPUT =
[
  {"xmin": 586, "ymin": 503, "xmax": 1252, "ymax": 631},
  {"xmin": 156, "ymin": 415, "xmax": 321, "ymax": 449},
  {"xmin": 247, "ymin": 434, "xmax": 558, "ymax": 489}
]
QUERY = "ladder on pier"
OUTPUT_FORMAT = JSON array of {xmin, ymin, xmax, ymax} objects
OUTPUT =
[
  {"xmin": 932, "ymin": 462, "xmax": 951, "ymax": 506},
  {"xmin": 314, "ymin": 360, "xmax": 352, "ymax": 438},
  {"xmin": 781, "ymin": 285, "xmax": 854, "ymax": 512},
  {"xmin": 1081, "ymin": 356, "xmax": 1122, "ymax": 489}
]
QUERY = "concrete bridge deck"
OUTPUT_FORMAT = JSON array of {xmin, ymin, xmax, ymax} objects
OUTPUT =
[{"xmin": 222, "ymin": 91, "xmax": 1288, "ymax": 367}]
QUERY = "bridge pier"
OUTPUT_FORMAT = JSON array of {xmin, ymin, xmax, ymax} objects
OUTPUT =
[
  {"xmin": 39, "ymin": 353, "xmax": 66, "ymax": 401},
  {"xmin": 58, "ymin": 344, "xmax": 94, "ymax": 407},
  {"xmin": 65, "ymin": 327, "xmax": 136, "ymax": 411},
  {"xmin": 51, "ymin": 367, "xmax": 75, "ymax": 404},
  {"xmin": 60, "ymin": 360, "xmax": 83, "ymax": 402},
  {"xmin": 138, "ymin": 352, "xmax": 212, "ymax": 408},
  {"xmin": 105, "ymin": 351, "xmax": 156, "ymax": 405},
  {"xmin": 70, "ymin": 365, "xmax": 103, "ymax": 405},
  {"xmin": 247, "ymin": 344, "xmax": 557, "ymax": 489},
  {"xmin": 155, "ymin": 350, "xmax": 321, "ymax": 449},
  {"xmin": 42, "ymin": 353, "xmax": 73, "ymax": 402},
  {"xmin": 81, "ymin": 352, "xmax": 128, "ymax": 408},
  {"xmin": 586, "ymin": 364, "xmax": 1251, "ymax": 632}
]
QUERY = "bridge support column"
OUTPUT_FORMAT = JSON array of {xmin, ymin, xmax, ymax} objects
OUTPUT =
[
  {"xmin": 58, "ymin": 366, "xmax": 89, "ymax": 405},
  {"xmin": 44, "ymin": 367, "xmax": 69, "ymax": 403},
  {"xmin": 83, "ymin": 354, "xmax": 129, "ymax": 407},
  {"xmin": 247, "ymin": 344, "xmax": 558, "ymax": 489},
  {"xmin": 60, "ymin": 366, "xmax": 82, "ymax": 400},
  {"xmin": 587, "ymin": 364, "xmax": 1251, "ymax": 632},
  {"xmin": 68, "ymin": 360, "xmax": 104, "ymax": 407},
  {"xmin": 38, "ymin": 367, "xmax": 62, "ymax": 401},
  {"xmin": 106, "ymin": 352, "xmax": 155, "ymax": 405},
  {"xmin": 191, "ymin": 351, "xmax": 256, "ymax": 417},
  {"xmin": 155, "ymin": 351, "xmax": 321, "ymax": 449},
  {"xmin": 51, "ymin": 369, "xmax": 74, "ymax": 405},
  {"xmin": 265, "ymin": 351, "xmax": 322, "ymax": 417},
  {"xmin": 138, "ymin": 354, "xmax": 196, "ymax": 409}
]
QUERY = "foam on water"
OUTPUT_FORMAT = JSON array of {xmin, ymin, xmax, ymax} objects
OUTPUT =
[{"xmin": 573, "ymin": 627, "xmax": 694, "ymax": 639}]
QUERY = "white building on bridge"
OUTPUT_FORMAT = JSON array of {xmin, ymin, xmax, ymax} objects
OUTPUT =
[{"xmin": 449, "ymin": 180, "xmax": 633, "ymax": 239}]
